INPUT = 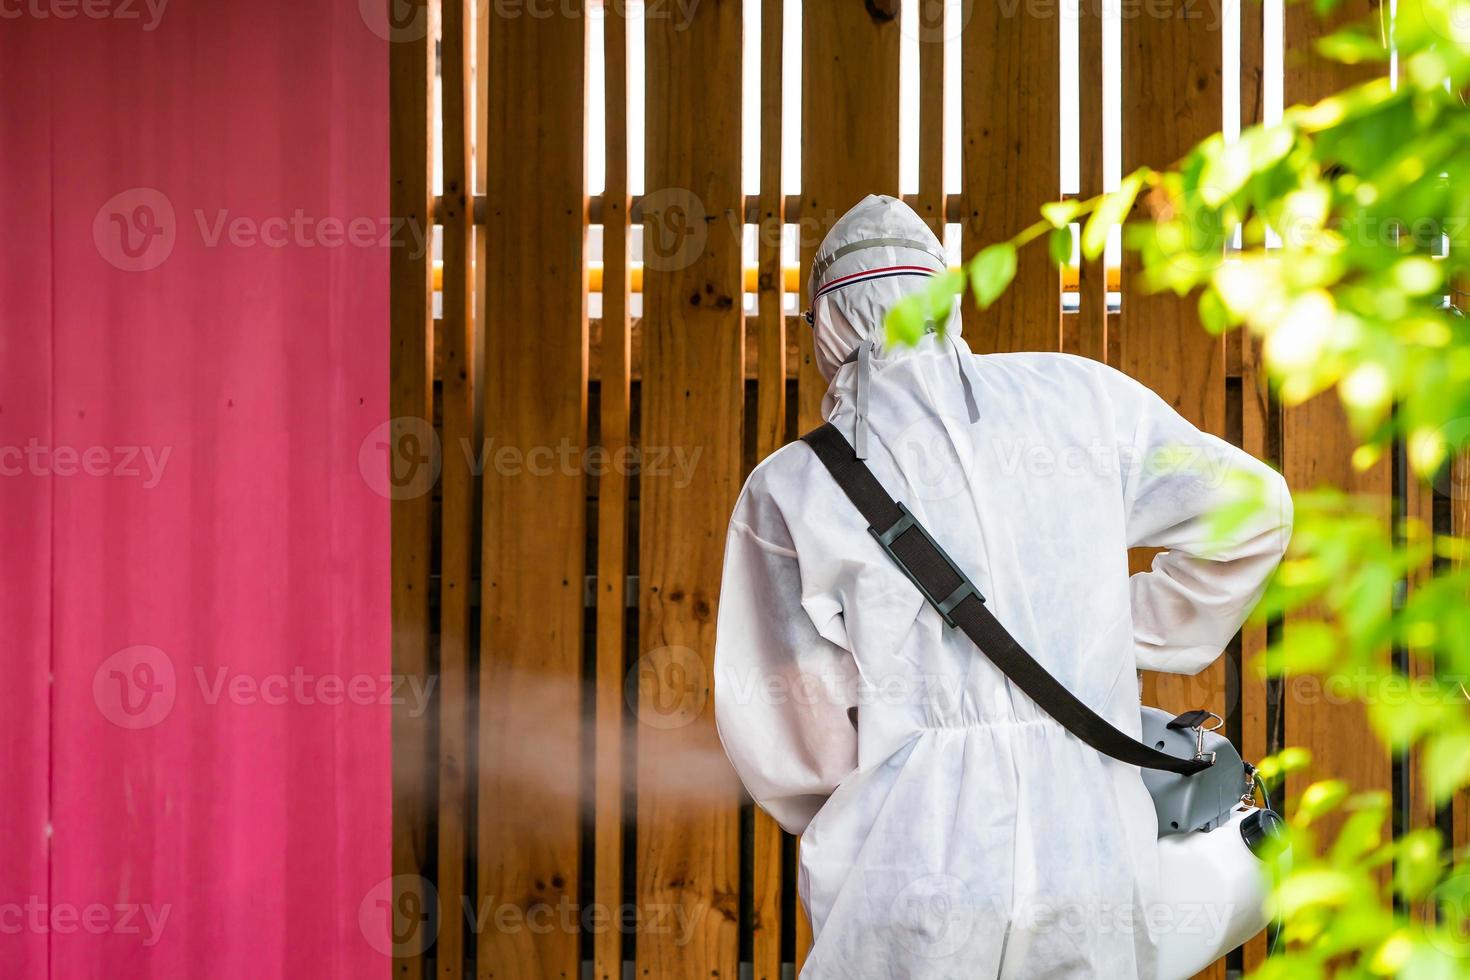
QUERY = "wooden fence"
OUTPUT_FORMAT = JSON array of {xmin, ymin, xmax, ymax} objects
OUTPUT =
[{"xmin": 385, "ymin": 0, "xmax": 1466, "ymax": 976}]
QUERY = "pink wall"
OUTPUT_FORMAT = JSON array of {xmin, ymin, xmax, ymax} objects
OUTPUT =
[{"xmin": 2, "ymin": 3, "xmax": 391, "ymax": 975}]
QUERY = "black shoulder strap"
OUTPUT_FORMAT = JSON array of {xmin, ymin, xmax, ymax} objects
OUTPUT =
[{"xmin": 801, "ymin": 422, "xmax": 1212, "ymax": 777}]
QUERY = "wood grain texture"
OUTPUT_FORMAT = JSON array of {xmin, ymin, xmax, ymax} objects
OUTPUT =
[
  {"xmin": 961, "ymin": 0, "xmax": 1062, "ymax": 353},
  {"xmin": 755, "ymin": 0, "xmax": 787, "ymax": 466},
  {"xmin": 1121, "ymin": 8, "xmax": 1227, "ymax": 976},
  {"xmin": 916, "ymin": 0, "xmax": 946, "ymax": 238},
  {"xmin": 798, "ymin": 0, "xmax": 901, "ymax": 431},
  {"xmin": 637, "ymin": 0, "xmax": 745, "ymax": 976},
  {"xmin": 793, "ymin": 3, "xmax": 901, "ymax": 966},
  {"xmin": 1237, "ymin": 5, "xmax": 1271, "ymax": 967},
  {"xmin": 1071, "ymin": 0, "xmax": 1105, "ymax": 362},
  {"xmin": 1280, "ymin": 0, "xmax": 1392, "ymax": 838},
  {"xmin": 390, "ymin": 1, "xmax": 435, "ymax": 974},
  {"xmin": 594, "ymin": 3, "xmax": 631, "ymax": 977},
  {"xmin": 752, "ymin": 0, "xmax": 786, "ymax": 976},
  {"xmin": 1122, "ymin": 0, "xmax": 1227, "ymax": 717},
  {"xmin": 1455, "ymin": 453, "xmax": 1470, "ymax": 858},
  {"xmin": 479, "ymin": 3, "xmax": 588, "ymax": 977},
  {"xmin": 1237, "ymin": 326, "xmax": 1275, "ymax": 971},
  {"xmin": 438, "ymin": 0, "xmax": 476, "ymax": 974},
  {"xmin": 1404, "ymin": 470, "xmax": 1438, "ymax": 922}
]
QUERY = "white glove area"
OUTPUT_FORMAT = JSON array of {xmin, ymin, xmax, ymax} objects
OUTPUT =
[{"xmin": 713, "ymin": 195, "xmax": 1292, "ymax": 978}]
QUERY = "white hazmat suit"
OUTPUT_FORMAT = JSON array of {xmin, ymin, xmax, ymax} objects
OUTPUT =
[{"xmin": 713, "ymin": 195, "xmax": 1292, "ymax": 978}]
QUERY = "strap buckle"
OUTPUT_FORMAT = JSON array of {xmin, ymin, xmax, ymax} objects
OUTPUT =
[{"xmin": 868, "ymin": 502, "xmax": 986, "ymax": 629}]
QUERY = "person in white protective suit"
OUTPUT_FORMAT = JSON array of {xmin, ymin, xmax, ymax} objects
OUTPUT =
[{"xmin": 713, "ymin": 195, "xmax": 1293, "ymax": 979}]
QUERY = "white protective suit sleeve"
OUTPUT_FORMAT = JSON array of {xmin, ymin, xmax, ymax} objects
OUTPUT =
[
  {"xmin": 1103, "ymin": 365, "xmax": 1293, "ymax": 675},
  {"xmin": 714, "ymin": 507, "xmax": 861, "ymax": 836}
]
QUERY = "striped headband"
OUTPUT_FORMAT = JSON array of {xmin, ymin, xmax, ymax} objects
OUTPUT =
[
  {"xmin": 812, "ymin": 264, "xmax": 939, "ymax": 303},
  {"xmin": 809, "ymin": 235, "xmax": 948, "ymax": 289}
]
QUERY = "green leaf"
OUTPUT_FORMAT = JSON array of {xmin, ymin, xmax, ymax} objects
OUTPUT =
[
  {"xmin": 884, "ymin": 270, "xmax": 965, "ymax": 347},
  {"xmin": 1081, "ymin": 171, "xmax": 1144, "ymax": 261},
  {"xmin": 1048, "ymin": 226, "xmax": 1074, "ymax": 269},
  {"xmin": 1272, "ymin": 621, "xmax": 1340, "ymax": 674},
  {"xmin": 968, "ymin": 243, "xmax": 1018, "ymax": 310},
  {"xmin": 1297, "ymin": 778, "xmax": 1350, "ymax": 823},
  {"xmin": 1424, "ymin": 730, "xmax": 1470, "ymax": 803},
  {"xmin": 1393, "ymin": 829, "xmax": 1443, "ymax": 901},
  {"xmin": 1328, "ymin": 807, "xmax": 1386, "ymax": 864},
  {"xmin": 1199, "ymin": 288, "xmax": 1230, "ymax": 334},
  {"xmin": 885, "ymin": 292, "xmax": 931, "ymax": 348},
  {"xmin": 1271, "ymin": 868, "xmax": 1356, "ymax": 917},
  {"xmin": 1041, "ymin": 200, "xmax": 1081, "ymax": 228}
]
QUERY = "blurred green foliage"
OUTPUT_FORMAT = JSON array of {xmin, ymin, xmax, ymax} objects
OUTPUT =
[{"xmin": 888, "ymin": 0, "xmax": 1470, "ymax": 971}]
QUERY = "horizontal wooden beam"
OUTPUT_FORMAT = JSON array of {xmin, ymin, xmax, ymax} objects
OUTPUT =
[
  {"xmin": 432, "ymin": 312, "xmax": 1161, "ymax": 386},
  {"xmin": 439, "ymin": 192, "xmax": 990, "ymax": 226},
  {"xmin": 431, "ymin": 261, "xmax": 1122, "ymax": 295}
]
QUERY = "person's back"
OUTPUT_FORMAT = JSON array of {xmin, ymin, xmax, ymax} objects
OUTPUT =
[{"xmin": 713, "ymin": 195, "xmax": 1292, "ymax": 978}]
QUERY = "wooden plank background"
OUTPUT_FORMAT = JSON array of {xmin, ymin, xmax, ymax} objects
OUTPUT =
[
  {"xmin": 478, "ymin": 3, "xmax": 588, "ymax": 978},
  {"xmin": 962, "ymin": 0, "xmax": 1062, "ymax": 353},
  {"xmin": 637, "ymin": 1, "xmax": 746, "ymax": 977},
  {"xmin": 437, "ymin": 0, "xmax": 476, "ymax": 974},
  {"xmin": 1280, "ymin": 0, "xmax": 1393, "ymax": 845},
  {"xmin": 383, "ymin": 0, "xmax": 1434, "ymax": 975},
  {"xmin": 388, "ymin": 0, "xmax": 435, "ymax": 975}
]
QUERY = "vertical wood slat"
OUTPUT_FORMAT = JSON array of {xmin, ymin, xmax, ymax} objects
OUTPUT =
[
  {"xmin": 480, "ymin": 2, "xmax": 589, "ymax": 977},
  {"xmin": 1237, "ymin": 0, "xmax": 1272, "ymax": 968},
  {"xmin": 1280, "ymin": 0, "xmax": 1392, "ymax": 841},
  {"xmin": 438, "ymin": 0, "xmax": 476, "ymax": 974},
  {"xmin": 1455, "ymin": 453, "xmax": 1470, "ymax": 860},
  {"xmin": 1236, "ymin": 331, "xmax": 1275, "ymax": 972},
  {"xmin": 751, "ymin": 0, "xmax": 786, "ymax": 976},
  {"xmin": 795, "ymin": 5, "xmax": 901, "ymax": 967},
  {"xmin": 1073, "ymin": 0, "xmax": 1105, "ymax": 362},
  {"xmin": 1122, "ymin": 0, "xmax": 1227, "ymax": 718},
  {"xmin": 1121, "ymin": 7, "xmax": 1226, "ymax": 977},
  {"xmin": 594, "ymin": 2, "xmax": 631, "ymax": 978},
  {"xmin": 1404, "ymin": 471, "xmax": 1438, "ymax": 922},
  {"xmin": 754, "ymin": 0, "xmax": 787, "ymax": 466},
  {"xmin": 961, "ymin": 0, "xmax": 1062, "ymax": 353},
  {"xmin": 915, "ymin": 0, "xmax": 945, "ymax": 239},
  {"xmin": 798, "ymin": 0, "xmax": 901, "ymax": 432},
  {"xmin": 390, "ymin": 0, "xmax": 435, "ymax": 974},
  {"xmin": 637, "ymin": 0, "xmax": 744, "ymax": 976}
]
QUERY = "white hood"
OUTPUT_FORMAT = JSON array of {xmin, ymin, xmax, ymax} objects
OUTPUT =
[
  {"xmin": 808, "ymin": 194, "xmax": 954, "ymax": 380},
  {"xmin": 808, "ymin": 194, "xmax": 979, "ymax": 456}
]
